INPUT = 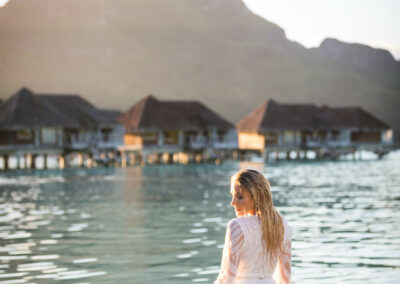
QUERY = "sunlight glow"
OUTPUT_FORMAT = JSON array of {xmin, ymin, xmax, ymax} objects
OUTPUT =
[
  {"xmin": 243, "ymin": 0, "xmax": 400, "ymax": 60},
  {"xmin": 0, "ymin": 0, "xmax": 10, "ymax": 7}
]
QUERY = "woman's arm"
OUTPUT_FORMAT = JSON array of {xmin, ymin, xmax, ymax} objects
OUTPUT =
[{"xmin": 214, "ymin": 219, "xmax": 244, "ymax": 284}]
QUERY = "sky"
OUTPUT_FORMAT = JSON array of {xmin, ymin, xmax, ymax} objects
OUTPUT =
[
  {"xmin": 1, "ymin": 0, "xmax": 399, "ymax": 59},
  {"xmin": 243, "ymin": 0, "xmax": 400, "ymax": 60}
]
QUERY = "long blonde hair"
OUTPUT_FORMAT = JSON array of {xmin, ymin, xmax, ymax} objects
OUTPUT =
[{"xmin": 231, "ymin": 169, "xmax": 284, "ymax": 261}]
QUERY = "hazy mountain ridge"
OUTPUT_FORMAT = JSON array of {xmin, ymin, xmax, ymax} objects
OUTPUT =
[
  {"xmin": 314, "ymin": 38, "xmax": 400, "ymax": 91},
  {"xmin": 0, "ymin": 0, "xmax": 399, "ymax": 142}
]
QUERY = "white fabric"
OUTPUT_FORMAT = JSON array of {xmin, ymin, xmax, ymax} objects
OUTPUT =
[{"xmin": 215, "ymin": 215, "xmax": 291, "ymax": 284}]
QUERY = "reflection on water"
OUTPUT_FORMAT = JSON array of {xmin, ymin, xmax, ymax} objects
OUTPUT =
[
  {"xmin": 0, "ymin": 152, "xmax": 400, "ymax": 283},
  {"xmin": 0, "ymin": 184, "xmax": 107, "ymax": 283}
]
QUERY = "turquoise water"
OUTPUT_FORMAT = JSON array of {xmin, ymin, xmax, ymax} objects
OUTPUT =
[{"xmin": 0, "ymin": 152, "xmax": 400, "ymax": 283}]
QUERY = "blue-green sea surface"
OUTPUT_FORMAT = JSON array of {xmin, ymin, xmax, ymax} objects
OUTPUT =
[{"xmin": 0, "ymin": 151, "xmax": 399, "ymax": 283}]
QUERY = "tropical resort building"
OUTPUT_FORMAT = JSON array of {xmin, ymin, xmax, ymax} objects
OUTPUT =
[
  {"xmin": 1, "ymin": 88, "xmax": 393, "ymax": 169},
  {"xmin": 236, "ymin": 100, "xmax": 393, "ymax": 160},
  {"xmin": 118, "ymin": 95, "xmax": 238, "ymax": 164},
  {"xmin": 0, "ymin": 88, "xmax": 124, "ymax": 169}
]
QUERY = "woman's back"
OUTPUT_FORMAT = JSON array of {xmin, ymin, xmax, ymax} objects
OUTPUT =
[
  {"xmin": 215, "ymin": 169, "xmax": 291, "ymax": 284},
  {"xmin": 215, "ymin": 215, "xmax": 291, "ymax": 284}
]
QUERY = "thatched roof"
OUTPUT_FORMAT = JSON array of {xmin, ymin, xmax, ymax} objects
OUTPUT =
[
  {"xmin": 237, "ymin": 100, "xmax": 390, "ymax": 132},
  {"xmin": 0, "ymin": 88, "xmax": 77, "ymax": 129},
  {"xmin": 120, "ymin": 95, "xmax": 234, "ymax": 132},
  {"xmin": 39, "ymin": 95, "xmax": 115, "ymax": 127},
  {"xmin": 0, "ymin": 87, "xmax": 118, "ymax": 130},
  {"xmin": 322, "ymin": 107, "xmax": 390, "ymax": 130},
  {"xmin": 100, "ymin": 109, "xmax": 123, "ymax": 124}
]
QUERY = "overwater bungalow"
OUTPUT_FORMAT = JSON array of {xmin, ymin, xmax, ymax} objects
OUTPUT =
[
  {"xmin": 118, "ymin": 95, "xmax": 237, "ymax": 164},
  {"xmin": 236, "ymin": 100, "xmax": 393, "ymax": 160},
  {"xmin": 0, "ymin": 88, "xmax": 124, "ymax": 169}
]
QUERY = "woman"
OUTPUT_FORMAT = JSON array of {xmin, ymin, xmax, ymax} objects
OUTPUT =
[{"xmin": 215, "ymin": 169, "xmax": 291, "ymax": 284}]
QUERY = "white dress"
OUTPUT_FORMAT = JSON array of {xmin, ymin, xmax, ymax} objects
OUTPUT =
[{"xmin": 215, "ymin": 215, "xmax": 291, "ymax": 284}]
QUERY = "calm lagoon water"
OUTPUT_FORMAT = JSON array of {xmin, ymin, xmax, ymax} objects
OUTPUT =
[{"xmin": 1, "ymin": 151, "xmax": 400, "ymax": 283}]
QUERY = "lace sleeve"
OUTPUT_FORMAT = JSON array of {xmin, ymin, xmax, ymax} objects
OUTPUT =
[
  {"xmin": 214, "ymin": 219, "xmax": 244, "ymax": 284},
  {"xmin": 273, "ymin": 217, "xmax": 292, "ymax": 284}
]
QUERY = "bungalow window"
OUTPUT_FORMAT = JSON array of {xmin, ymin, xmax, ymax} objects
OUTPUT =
[
  {"xmin": 265, "ymin": 132, "xmax": 278, "ymax": 145},
  {"xmin": 301, "ymin": 131, "xmax": 312, "ymax": 144},
  {"xmin": 16, "ymin": 130, "xmax": 33, "ymax": 141},
  {"xmin": 142, "ymin": 132, "xmax": 158, "ymax": 145},
  {"xmin": 163, "ymin": 131, "xmax": 178, "ymax": 145},
  {"xmin": 331, "ymin": 130, "xmax": 340, "ymax": 140},
  {"xmin": 101, "ymin": 128, "xmax": 113, "ymax": 142},
  {"xmin": 313, "ymin": 131, "xmax": 326, "ymax": 140},
  {"xmin": 41, "ymin": 127, "xmax": 57, "ymax": 144},
  {"xmin": 203, "ymin": 131, "xmax": 210, "ymax": 138},
  {"xmin": 283, "ymin": 131, "xmax": 295, "ymax": 144},
  {"xmin": 184, "ymin": 131, "xmax": 198, "ymax": 145},
  {"xmin": 0, "ymin": 131, "xmax": 9, "ymax": 145},
  {"xmin": 217, "ymin": 130, "xmax": 226, "ymax": 142},
  {"xmin": 64, "ymin": 129, "xmax": 79, "ymax": 143},
  {"xmin": 351, "ymin": 132, "xmax": 381, "ymax": 143}
]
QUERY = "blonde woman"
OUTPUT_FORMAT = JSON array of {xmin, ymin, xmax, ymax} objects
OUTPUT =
[{"xmin": 215, "ymin": 169, "xmax": 291, "ymax": 284}]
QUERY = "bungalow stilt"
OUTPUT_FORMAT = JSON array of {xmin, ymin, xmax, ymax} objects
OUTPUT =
[
  {"xmin": 59, "ymin": 155, "xmax": 65, "ymax": 169},
  {"xmin": 31, "ymin": 154, "xmax": 37, "ymax": 169},
  {"xmin": 24, "ymin": 154, "xmax": 29, "ymax": 169},
  {"xmin": 43, "ymin": 155, "xmax": 47, "ymax": 169},
  {"xmin": 3, "ymin": 155, "xmax": 8, "ymax": 170}
]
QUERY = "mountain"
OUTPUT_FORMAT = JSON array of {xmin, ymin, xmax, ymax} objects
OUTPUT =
[
  {"xmin": 314, "ymin": 38, "xmax": 400, "ymax": 92},
  {"xmin": 0, "ymin": 0, "xmax": 399, "ymax": 142}
]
